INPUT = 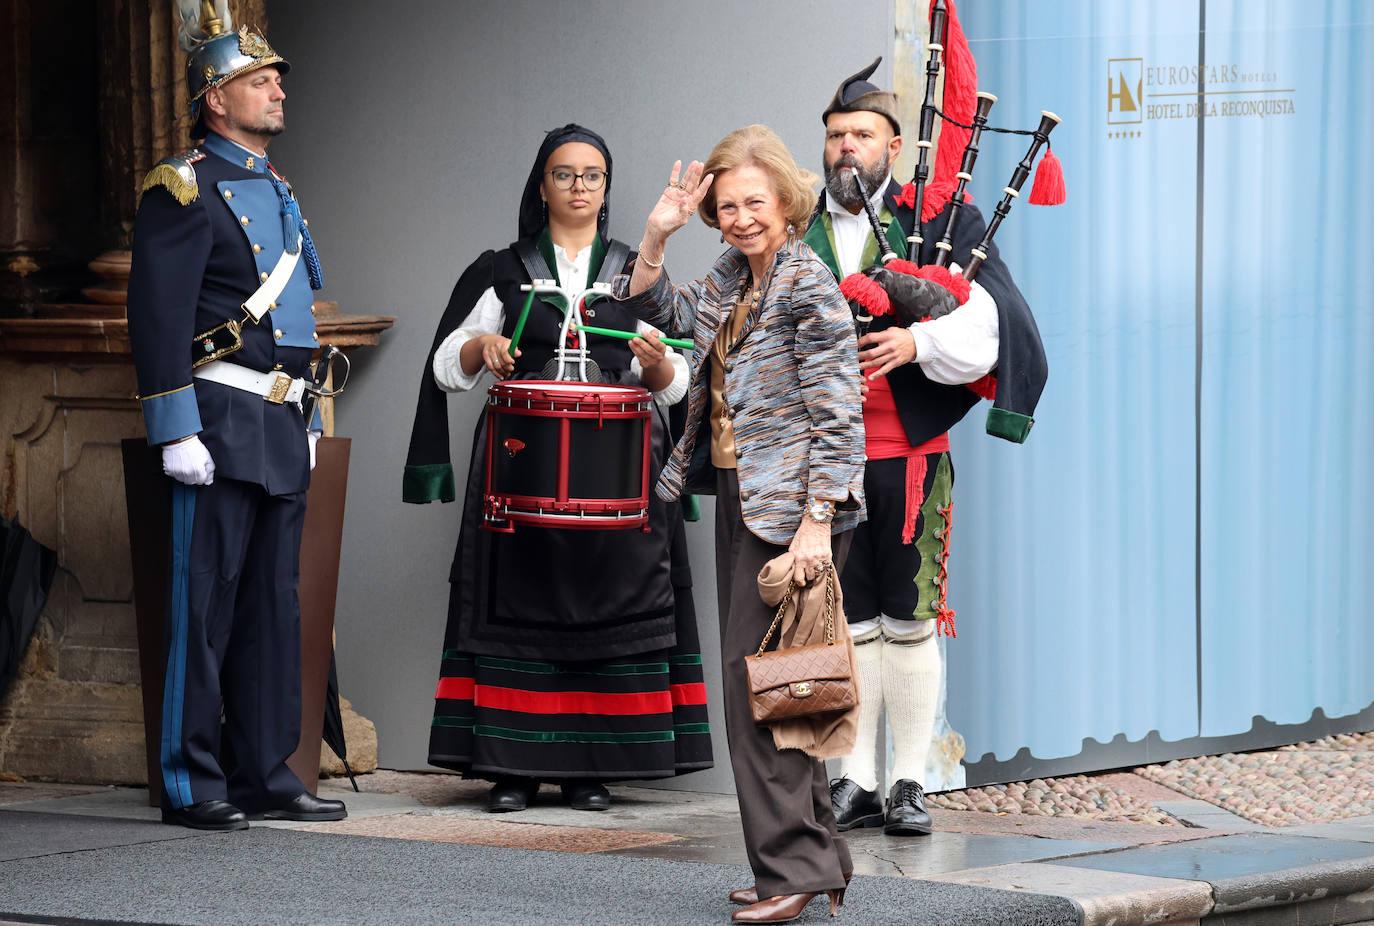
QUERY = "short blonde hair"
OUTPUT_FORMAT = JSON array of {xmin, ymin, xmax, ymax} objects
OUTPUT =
[{"xmin": 698, "ymin": 125, "xmax": 819, "ymax": 231}]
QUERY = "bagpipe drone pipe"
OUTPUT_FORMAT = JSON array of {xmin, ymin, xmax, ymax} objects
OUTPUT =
[{"xmin": 839, "ymin": 0, "xmax": 1066, "ymax": 399}]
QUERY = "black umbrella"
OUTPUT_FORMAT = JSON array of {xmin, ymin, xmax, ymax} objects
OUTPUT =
[
  {"xmin": 323, "ymin": 651, "xmax": 358, "ymax": 792},
  {"xmin": 0, "ymin": 518, "xmax": 57, "ymax": 702}
]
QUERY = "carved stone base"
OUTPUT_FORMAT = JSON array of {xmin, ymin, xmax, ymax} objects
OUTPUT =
[{"xmin": 0, "ymin": 356, "xmax": 377, "ymax": 786}]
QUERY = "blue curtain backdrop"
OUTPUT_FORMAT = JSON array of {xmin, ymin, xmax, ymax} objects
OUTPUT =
[
  {"xmin": 1198, "ymin": 1, "xmax": 1374, "ymax": 735},
  {"xmin": 939, "ymin": 1, "xmax": 1373, "ymax": 765}
]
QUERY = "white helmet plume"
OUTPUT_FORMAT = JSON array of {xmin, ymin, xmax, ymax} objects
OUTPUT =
[{"xmin": 174, "ymin": 0, "xmax": 234, "ymax": 52}]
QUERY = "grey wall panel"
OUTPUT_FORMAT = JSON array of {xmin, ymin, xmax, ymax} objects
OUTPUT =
[{"xmin": 270, "ymin": 0, "xmax": 891, "ymax": 790}]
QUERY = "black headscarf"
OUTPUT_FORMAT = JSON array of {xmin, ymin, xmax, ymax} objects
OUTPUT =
[
  {"xmin": 517, "ymin": 123, "xmax": 614, "ymax": 241},
  {"xmin": 402, "ymin": 124, "xmax": 617, "ymax": 504}
]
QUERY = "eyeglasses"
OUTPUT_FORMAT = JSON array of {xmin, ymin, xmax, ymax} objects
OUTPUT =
[{"xmin": 546, "ymin": 168, "xmax": 607, "ymax": 191}]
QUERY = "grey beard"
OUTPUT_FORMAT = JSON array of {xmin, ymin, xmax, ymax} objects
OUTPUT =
[{"xmin": 825, "ymin": 153, "xmax": 889, "ymax": 210}]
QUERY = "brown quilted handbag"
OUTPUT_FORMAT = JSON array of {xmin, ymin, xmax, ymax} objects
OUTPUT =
[{"xmin": 745, "ymin": 569, "xmax": 856, "ymax": 723}]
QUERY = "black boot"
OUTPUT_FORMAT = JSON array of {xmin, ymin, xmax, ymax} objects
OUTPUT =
[
  {"xmin": 884, "ymin": 779, "xmax": 933, "ymax": 836},
  {"xmin": 829, "ymin": 777, "xmax": 885, "ymax": 831},
  {"xmin": 487, "ymin": 777, "xmax": 539, "ymax": 813},
  {"xmin": 560, "ymin": 780, "xmax": 611, "ymax": 811},
  {"xmin": 257, "ymin": 792, "xmax": 348, "ymax": 822},
  {"xmin": 161, "ymin": 800, "xmax": 248, "ymax": 831}
]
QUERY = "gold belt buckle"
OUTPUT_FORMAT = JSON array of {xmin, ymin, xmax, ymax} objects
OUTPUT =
[{"xmin": 265, "ymin": 372, "xmax": 293, "ymax": 404}]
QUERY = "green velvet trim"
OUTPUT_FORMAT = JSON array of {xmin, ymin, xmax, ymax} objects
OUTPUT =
[
  {"xmin": 858, "ymin": 206, "xmax": 906, "ymax": 269},
  {"xmin": 403, "ymin": 464, "xmax": 456, "ymax": 504},
  {"xmin": 986, "ymin": 407, "xmax": 1035, "ymax": 444},
  {"xmin": 682, "ymin": 494, "xmax": 701, "ymax": 522},
  {"xmin": 912, "ymin": 453, "xmax": 953, "ymax": 620},
  {"xmin": 474, "ymin": 725, "xmax": 675, "ymax": 744},
  {"xmin": 802, "ymin": 212, "xmax": 842, "ymax": 280},
  {"xmin": 536, "ymin": 225, "xmax": 607, "ymax": 285},
  {"xmin": 476, "ymin": 656, "xmax": 669, "ymax": 677},
  {"xmin": 884, "ymin": 205, "xmax": 909, "ymax": 260},
  {"xmin": 537, "ymin": 226, "xmax": 561, "ymax": 285}
]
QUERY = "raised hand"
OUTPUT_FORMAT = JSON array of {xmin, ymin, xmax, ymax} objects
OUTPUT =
[{"xmin": 645, "ymin": 160, "xmax": 714, "ymax": 243}]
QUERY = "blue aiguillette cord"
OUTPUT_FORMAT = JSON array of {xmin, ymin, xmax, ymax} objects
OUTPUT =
[{"xmin": 265, "ymin": 164, "xmax": 325, "ymax": 290}]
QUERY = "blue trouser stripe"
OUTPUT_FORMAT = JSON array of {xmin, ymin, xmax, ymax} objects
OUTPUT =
[{"xmin": 160, "ymin": 483, "xmax": 196, "ymax": 808}]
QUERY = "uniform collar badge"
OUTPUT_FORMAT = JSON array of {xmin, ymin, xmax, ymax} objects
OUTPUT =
[{"xmin": 202, "ymin": 131, "xmax": 269, "ymax": 174}]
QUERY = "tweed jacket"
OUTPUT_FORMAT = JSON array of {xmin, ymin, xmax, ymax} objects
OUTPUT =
[{"xmin": 615, "ymin": 241, "xmax": 866, "ymax": 544}]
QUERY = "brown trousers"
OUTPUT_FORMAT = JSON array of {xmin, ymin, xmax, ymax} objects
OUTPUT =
[{"xmin": 715, "ymin": 469, "xmax": 853, "ymax": 899}]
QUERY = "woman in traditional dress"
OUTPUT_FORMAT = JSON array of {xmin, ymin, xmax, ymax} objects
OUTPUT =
[{"xmin": 403, "ymin": 124, "xmax": 712, "ymax": 813}]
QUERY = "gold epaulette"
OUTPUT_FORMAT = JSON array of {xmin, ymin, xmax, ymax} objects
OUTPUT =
[{"xmin": 139, "ymin": 149, "xmax": 206, "ymax": 206}]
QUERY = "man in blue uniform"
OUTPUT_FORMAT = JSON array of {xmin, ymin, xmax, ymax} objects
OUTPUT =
[{"xmin": 127, "ymin": 6, "xmax": 346, "ymax": 831}]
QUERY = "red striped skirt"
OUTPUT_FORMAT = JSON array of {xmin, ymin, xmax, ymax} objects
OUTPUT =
[{"xmin": 429, "ymin": 649, "xmax": 712, "ymax": 781}]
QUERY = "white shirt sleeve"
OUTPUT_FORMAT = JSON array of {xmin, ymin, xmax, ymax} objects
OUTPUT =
[
  {"xmin": 630, "ymin": 319, "xmax": 689, "ymax": 407},
  {"xmin": 432, "ymin": 286, "xmax": 504, "ymax": 393},
  {"xmin": 907, "ymin": 277, "xmax": 1001, "ymax": 385}
]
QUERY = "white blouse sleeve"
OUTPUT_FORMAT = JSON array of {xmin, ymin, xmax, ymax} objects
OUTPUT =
[
  {"xmin": 432, "ymin": 287, "xmax": 504, "ymax": 393},
  {"xmin": 907, "ymin": 277, "xmax": 1001, "ymax": 385}
]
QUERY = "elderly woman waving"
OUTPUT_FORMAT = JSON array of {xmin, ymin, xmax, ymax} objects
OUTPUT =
[{"xmin": 619, "ymin": 125, "xmax": 866, "ymax": 924}]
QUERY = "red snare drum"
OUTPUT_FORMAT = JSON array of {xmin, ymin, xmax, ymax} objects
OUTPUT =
[{"xmin": 483, "ymin": 380, "xmax": 653, "ymax": 532}]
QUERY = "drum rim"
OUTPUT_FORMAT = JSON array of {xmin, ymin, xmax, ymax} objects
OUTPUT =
[{"xmin": 490, "ymin": 379, "xmax": 651, "ymax": 396}]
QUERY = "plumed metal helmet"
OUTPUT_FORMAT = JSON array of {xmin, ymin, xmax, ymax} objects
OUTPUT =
[{"xmin": 177, "ymin": 1, "xmax": 290, "ymax": 138}]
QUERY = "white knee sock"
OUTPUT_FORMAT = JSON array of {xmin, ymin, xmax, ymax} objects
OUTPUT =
[
  {"xmin": 837, "ymin": 637, "xmax": 884, "ymax": 792},
  {"xmin": 883, "ymin": 635, "xmax": 942, "ymax": 787}
]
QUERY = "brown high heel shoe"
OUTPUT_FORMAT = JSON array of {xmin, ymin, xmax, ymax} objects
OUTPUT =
[
  {"xmin": 730, "ymin": 887, "xmax": 846, "ymax": 922},
  {"xmin": 728, "ymin": 872, "xmax": 851, "ymax": 907}
]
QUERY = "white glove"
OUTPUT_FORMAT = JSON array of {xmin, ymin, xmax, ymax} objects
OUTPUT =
[
  {"xmin": 308, "ymin": 430, "xmax": 321, "ymax": 471},
  {"xmin": 161, "ymin": 435, "xmax": 215, "ymax": 486}
]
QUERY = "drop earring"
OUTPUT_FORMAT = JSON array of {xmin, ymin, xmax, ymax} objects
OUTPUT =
[
  {"xmin": 720, "ymin": 233, "xmax": 725, "ymax": 244},
  {"xmin": 599, "ymin": 204, "xmax": 606, "ymax": 223},
  {"xmin": 542, "ymin": 200, "xmax": 548, "ymax": 223}
]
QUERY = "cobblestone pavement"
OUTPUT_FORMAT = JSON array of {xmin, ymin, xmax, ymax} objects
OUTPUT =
[
  {"xmin": 345, "ymin": 733, "xmax": 1371, "ymax": 831},
  {"xmin": 927, "ymin": 774, "xmax": 1182, "ymax": 826},
  {"xmin": 1136, "ymin": 731, "xmax": 1374, "ymax": 826}
]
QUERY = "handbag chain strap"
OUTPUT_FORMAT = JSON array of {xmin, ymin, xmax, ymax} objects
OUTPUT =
[{"xmin": 755, "ymin": 565, "xmax": 836, "ymax": 657}]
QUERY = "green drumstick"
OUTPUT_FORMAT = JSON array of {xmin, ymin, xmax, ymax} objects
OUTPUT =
[
  {"xmin": 575, "ymin": 325, "xmax": 694, "ymax": 351},
  {"xmin": 508, "ymin": 289, "xmax": 537, "ymax": 357}
]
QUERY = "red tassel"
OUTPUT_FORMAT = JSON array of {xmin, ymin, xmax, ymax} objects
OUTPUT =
[
  {"xmin": 936, "ymin": 608, "xmax": 958, "ymax": 638},
  {"xmin": 840, "ymin": 272, "xmax": 891, "ymax": 316},
  {"xmin": 884, "ymin": 258, "xmax": 921, "ymax": 277},
  {"xmin": 913, "ymin": 264, "xmax": 971, "ymax": 306},
  {"xmin": 895, "ymin": 182, "xmax": 917, "ymax": 210},
  {"xmin": 1028, "ymin": 147, "xmax": 1066, "ymax": 206},
  {"xmin": 966, "ymin": 373, "xmax": 997, "ymax": 400},
  {"xmin": 924, "ymin": 0, "xmax": 977, "ymax": 222},
  {"xmin": 901, "ymin": 454, "xmax": 928, "ymax": 545}
]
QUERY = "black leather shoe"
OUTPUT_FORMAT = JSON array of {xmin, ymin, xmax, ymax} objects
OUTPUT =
[
  {"xmin": 561, "ymin": 780, "xmax": 611, "ymax": 811},
  {"xmin": 257, "ymin": 792, "xmax": 348, "ymax": 822},
  {"xmin": 883, "ymin": 779, "xmax": 933, "ymax": 836},
  {"xmin": 161, "ymin": 800, "xmax": 248, "ymax": 831},
  {"xmin": 486, "ymin": 777, "xmax": 539, "ymax": 813},
  {"xmin": 830, "ymin": 777, "xmax": 885, "ymax": 831}
]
